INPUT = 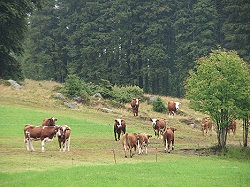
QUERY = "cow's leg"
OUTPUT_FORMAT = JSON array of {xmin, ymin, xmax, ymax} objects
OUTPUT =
[
  {"xmin": 41, "ymin": 139, "xmax": 47, "ymax": 152},
  {"xmin": 172, "ymin": 139, "xmax": 175, "ymax": 150},
  {"xmin": 145, "ymin": 145, "xmax": 148, "ymax": 154},
  {"xmin": 164, "ymin": 139, "xmax": 167, "ymax": 152},
  {"xmin": 167, "ymin": 140, "xmax": 171, "ymax": 153},
  {"xmin": 67, "ymin": 137, "xmax": 70, "ymax": 151},
  {"xmin": 59, "ymin": 141, "xmax": 62, "ymax": 152},
  {"xmin": 117, "ymin": 132, "xmax": 121, "ymax": 141},
  {"xmin": 30, "ymin": 140, "xmax": 35, "ymax": 151},
  {"xmin": 24, "ymin": 138, "xmax": 30, "ymax": 151},
  {"xmin": 62, "ymin": 141, "xmax": 66, "ymax": 152},
  {"xmin": 114, "ymin": 132, "xmax": 117, "ymax": 141},
  {"xmin": 137, "ymin": 141, "xmax": 141, "ymax": 154}
]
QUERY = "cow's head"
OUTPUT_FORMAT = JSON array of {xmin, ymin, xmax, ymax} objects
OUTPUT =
[
  {"xmin": 115, "ymin": 119, "xmax": 123, "ymax": 128},
  {"xmin": 48, "ymin": 117, "xmax": 57, "ymax": 126},
  {"xmin": 58, "ymin": 125, "xmax": 70, "ymax": 138},
  {"xmin": 169, "ymin": 127, "xmax": 177, "ymax": 132},
  {"xmin": 150, "ymin": 118, "xmax": 158, "ymax": 127},
  {"xmin": 174, "ymin": 102, "xmax": 180, "ymax": 110},
  {"xmin": 132, "ymin": 98, "xmax": 140, "ymax": 106}
]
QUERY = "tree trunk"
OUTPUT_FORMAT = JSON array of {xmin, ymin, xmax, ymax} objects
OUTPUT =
[{"xmin": 243, "ymin": 117, "xmax": 249, "ymax": 147}]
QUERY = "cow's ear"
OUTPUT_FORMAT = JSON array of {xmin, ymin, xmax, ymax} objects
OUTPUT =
[
  {"xmin": 150, "ymin": 118, "xmax": 152, "ymax": 121},
  {"xmin": 55, "ymin": 118, "xmax": 57, "ymax": 121}
]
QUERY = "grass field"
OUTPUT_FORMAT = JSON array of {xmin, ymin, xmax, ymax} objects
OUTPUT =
[{"xmin": 0, "ymin": 80, "xmax": 249, "ymax": 186}]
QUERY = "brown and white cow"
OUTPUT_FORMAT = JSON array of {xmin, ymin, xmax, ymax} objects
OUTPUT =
[
  {"xmin": 228, "ymin": 120, "xmax": 236, "ymax": 135},
  {"xmin": 163, "ymin": 127, "xmax": 176, "ymax": 153},
  {"xmin": 114, "ymin": 119, "xmax": 126, "ymax": 141},
  {"xmin": 201, "ymin": 118, "xmax": 212, "ymax": 136},
  {"xmin": 58, "ymin": 125, "xmax": 71, "ymax": 152},
  {"xmin": 24, "ymin": 125, "xmax": 59, "ymax": 152},
  {"xmin": 136, "ymin": 133, "xmax": 152, "ymax": 155},
  {"xmin": 150, "ymin": 118, "xmax": 166, "ymax": 139},
  {"xmin": 131, "ymin": 98, "xmax": 140, "ymax": 116},
  {"xmin": 122, "ymin": 133, "xmax": 137, "ymax": 158},
  {"xmin": 42, "ymin": 117, "xmax": 57, "ymax": 126},
  {"xmin": 168, "ymin": 101, "xmax": 180, "ymax": 117}
]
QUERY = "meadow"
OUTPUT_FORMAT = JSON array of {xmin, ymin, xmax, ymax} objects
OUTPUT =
[{"xmin": 0, "ymin": 80, "xmax": 249, "ymax": 187}]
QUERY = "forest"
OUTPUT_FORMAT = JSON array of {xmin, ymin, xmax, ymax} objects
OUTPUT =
[{"xmin": 1, "ymin": 0, "xmax": 250, "ymax": 97}]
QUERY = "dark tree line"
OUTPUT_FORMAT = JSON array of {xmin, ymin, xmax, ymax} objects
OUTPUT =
[{"xmin": 1, "ymin": 0, "xmax": 249, "ymax": 97}]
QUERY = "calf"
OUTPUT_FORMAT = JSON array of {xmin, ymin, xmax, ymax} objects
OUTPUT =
[
  {"xmin": 122, "ymin": 133, "xmax": 137, "ymax": 158},
  {"xmin": 114, "ymin": 119, "xmax": 126, "ymax": 141},
  {"xmin": 131, "ymin": 98, "xmax": 140, "ymax": 116},
  {"xmin": 163, "ymin": 127, "xmax": 176, "ymax": 153},
  {"xmin": 136, "ymin": 133, "xmax": 152, "ymax": 155},
  {"xmin": 24, "ymin": 125, "xmax": 59, "ymax": 152},
  {"xmin": 168, "ymin": 101, "xmax": 180, "ymax": 117},
  {"xmin": 58, "ymin": 125, "xmax": 71, "ymax": 152},
  {"xmin": 201, "ymin": 118, "xmax": 212, "ymax": 136},
  {"xmin": 228, "ymin": 120, "xmax": 236, "ymax": 135},
  {"xmin": 150, "ymin": 118, "xmax": 166, "ymax": 139},
  {"xmin": 42, "ymin": 117, "xmax": 57, "ymax": 126}
]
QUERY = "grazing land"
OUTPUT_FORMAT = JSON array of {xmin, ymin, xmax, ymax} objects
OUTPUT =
[{"xmin": 0, "ymin": 80, "xmax": 249, "ymax": 186}]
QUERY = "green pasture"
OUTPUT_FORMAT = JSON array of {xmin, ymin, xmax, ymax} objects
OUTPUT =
[{"xmin": 0, "ymin": 105, "xmax": 250, "ymax": 187}]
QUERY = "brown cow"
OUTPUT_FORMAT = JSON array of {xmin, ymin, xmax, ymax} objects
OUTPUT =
[
  {"xmin": 201, "ymin": 118, "xmax": 212, "ymax": 136},
  {"xmin": 131, "ymin": 98, "xmax": 140, "ymax": 116},
  {"xmin": 24, "ymin": 125, "xmax": 59, "ymax": 152},
  {"xmin": 136, "ymin": 133, "xmax": 152, "ymax": 155},
  {"xmin": 150, "ymin": 118, "xmax": 166, "ymax": 139},
  {"xmin": 228, "ymin": 120, "xmax": 236, "ymax": 135},
  {"xmin": 42, "ymin": 117, "xmax": 57, "ymax": 126},
  {"xmin": 114, "ymin": 119, "xmax": 126, "ymax": 141},
  {"xmin": 168, "ymin": 101, "xmax": 180, "ymax": 117},
  {"xmin": 163, "ymin": 127, "xmax": 176, "ymax": 153},
  {"xmin": 122, "ymin": 133, "xmax": 137, "ymax": 158},
  {"xmin": 58, "ymin": 125, "xmax": 71, "ymax": 152}
]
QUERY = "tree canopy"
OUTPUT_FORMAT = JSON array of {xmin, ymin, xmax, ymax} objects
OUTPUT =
[
  {"xmin": 1, "ymin": 0, "xmax": 249, "ymax": 97},
  {"xmin": 0, "ymin": 0, "xmax": 43, "ymax": 80},
  {"xmin": 185, "ymin": 49, "xmax": 250, "ymax": 148}
]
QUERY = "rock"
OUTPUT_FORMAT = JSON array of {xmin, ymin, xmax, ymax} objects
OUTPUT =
[
  {"xmin": 54, "ymin": 93, "xmax": 65, "ymax": 100},
  {"xmin": 93, "ymin": 93, "xmax": 103, "ymax": 99},
  {"xmin": 64, "ymin": 101, "xmax": 79, "ymax": 109},
  {"xmin": 8, "ymin": 80, "xmax": 21, "ymax": 89}
]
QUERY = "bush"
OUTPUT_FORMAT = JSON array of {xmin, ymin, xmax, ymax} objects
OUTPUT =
[
  {"xmin": 111, "ymin": 85, "xmax": 144, "ymax": 103},
  {"xmin": 152, "ymin": 97, "xmax": 167, "ymax": 113},
  {"xmin": 62, "ymin": 74, "xmax": 83, "ymax": 97}
]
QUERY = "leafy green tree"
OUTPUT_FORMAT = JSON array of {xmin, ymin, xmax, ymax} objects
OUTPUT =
[
  {"xmin": 0, "ymin": 0, "xmax": 43, "ymax": 80},
  {"xmin": 185, "ymin": 48, "xmax": 250, "ymax": 148}
]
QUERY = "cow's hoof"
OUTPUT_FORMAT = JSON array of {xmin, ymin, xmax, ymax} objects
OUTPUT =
[{"xmin": 168, "ymin": 150, "xmax": 170, "ymax": 153}]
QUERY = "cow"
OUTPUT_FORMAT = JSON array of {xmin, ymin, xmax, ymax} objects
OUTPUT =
[
  {"xmin": 136, "ymin": 133, "xmax": 152, "ymax": 155},
  {"xmin": 163, "ymin": 127, "xmax": 176, "ymax": 153},
  {"xmin": 114, "ymin": 119, "xmax": 126, "ymax": 141},
  {"xmin": 58, "ymin": 125, "xmax": 71, "ymax": 152},
  {"xmin": 131, "ymin": 98, "xmax": 140, "ymax": 116},
  {"xmin": 24, "ymin": 125, "xmax": 59, "ymax": 152},
  {"xmin": 150, "ymin": 118, "xmax": 166, "ymax": 139},
  {"xmin": 201, "ymin": 118, "xmax": 212, "ymax": 136},
  {"xmin": 122, "ymin": 133, "xmax": 138, "ymax": 158},
  {"xmin": 228, "ymin": 120, "xmax": 236, "ymax": 135},
  {"xmin": 42, "ymin": 117, "xmax": 57, "ymax": 126},
  {"xmin": 168, "ymin": 101, "xmax": 180, "ymax": 117}
]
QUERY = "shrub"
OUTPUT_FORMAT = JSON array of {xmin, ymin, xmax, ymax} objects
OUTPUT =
[
  {"xmin": 152, "ymin": 97, "xmax": 167, "ymax": 113},
  {"xmin": 111, "ymin": 85, "xmax": 144, "ymax": 103}
]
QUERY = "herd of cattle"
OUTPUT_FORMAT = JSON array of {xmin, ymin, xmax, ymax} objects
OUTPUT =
[{"xmin": 23, "ymin": 98, "xmax": 237, "ymax": 158}]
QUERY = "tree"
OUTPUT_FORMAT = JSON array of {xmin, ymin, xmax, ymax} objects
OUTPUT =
[
  {"xmin": 185, "ymin": 48, "xmax": 250, "ymax": 148},
  {"xmin": 0, "ymin": 0, "xmax": 43, "ymax": 80}
]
